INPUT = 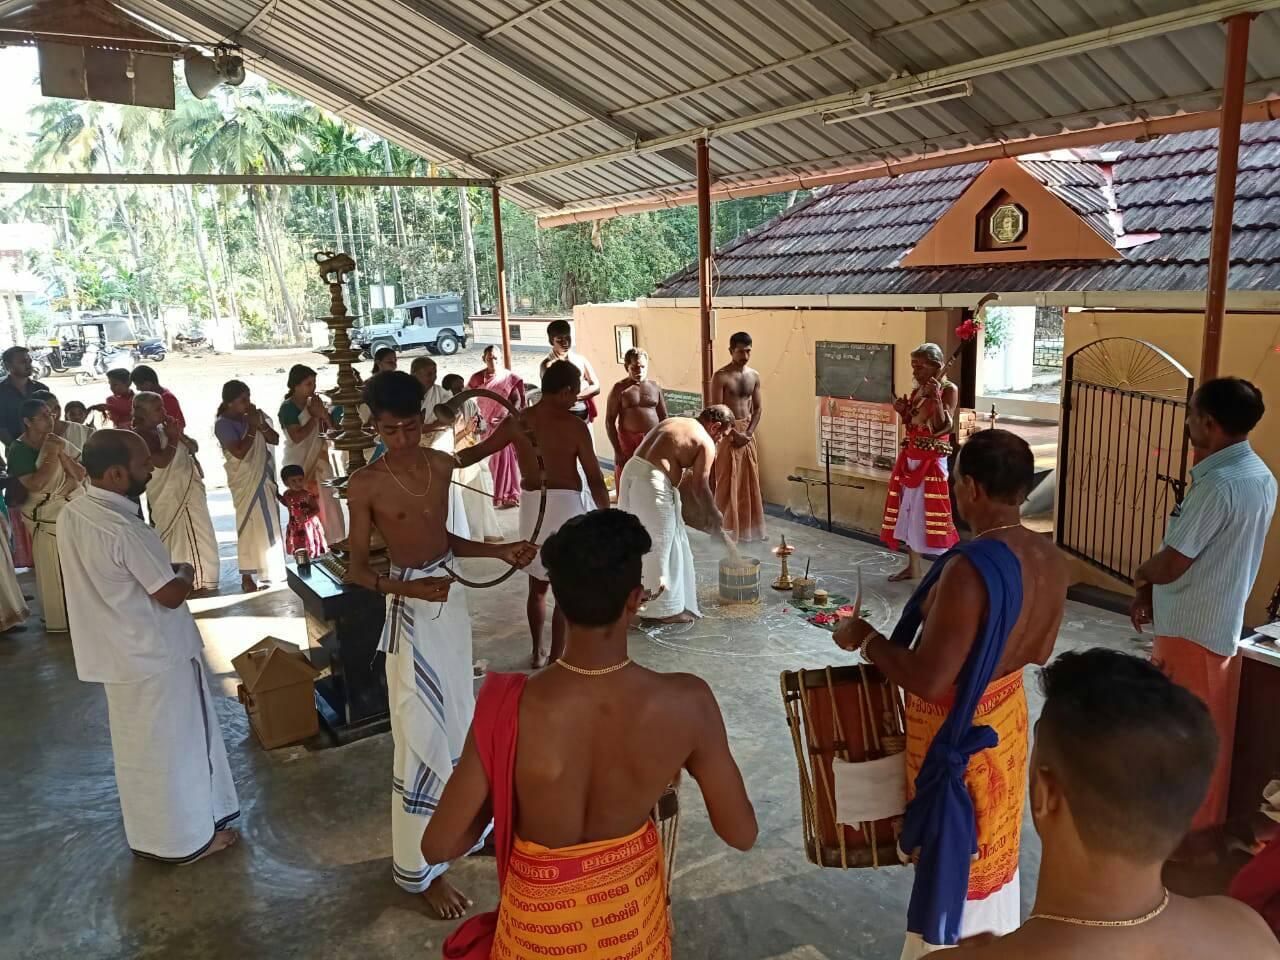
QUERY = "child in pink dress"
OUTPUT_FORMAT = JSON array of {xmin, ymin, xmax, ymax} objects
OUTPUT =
[{"xmin": 280, "ymin": 464, "xmax": 328, "ymax": 559}]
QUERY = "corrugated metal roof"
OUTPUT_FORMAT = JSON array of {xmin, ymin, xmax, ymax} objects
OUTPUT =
[
  {"xmin": 653, "ymin": 119, "xmax": 1280, "ymax": 296},
  {"xmin": 111, "ymin": 0, "xmax": 1280, "ymax": 214}
]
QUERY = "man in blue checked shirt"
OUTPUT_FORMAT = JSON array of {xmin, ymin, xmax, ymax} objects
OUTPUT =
[{"xmin": 1132, "ymin": 377, "xmax": 1277, "ymax": 839}]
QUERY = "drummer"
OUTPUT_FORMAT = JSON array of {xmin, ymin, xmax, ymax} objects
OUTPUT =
[{"xmin": 835, "ymin": 429, "xmax": 1069, "ymax": 956}]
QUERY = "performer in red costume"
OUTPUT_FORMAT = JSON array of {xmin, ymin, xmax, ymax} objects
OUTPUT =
[{"xmin": 881, "ymin": 342, "xmax": 960, "ymax": 581}]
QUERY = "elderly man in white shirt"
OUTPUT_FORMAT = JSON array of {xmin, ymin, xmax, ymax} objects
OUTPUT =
[{"xmin": 58, "ymin": 429, "xmax": 239, "ymax": 863}]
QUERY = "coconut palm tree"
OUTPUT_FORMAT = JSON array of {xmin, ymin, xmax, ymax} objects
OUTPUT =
[
  {"xmin": 169, "ymin": 83, "xmax": 315, "ymax": 340},
  {"xmin": 28, "ymin": 99, "xmax": 156, "ymax": 328},
  {"xmin": 302, "ymin": 117, "xmax": 372, "ymax": 311}
]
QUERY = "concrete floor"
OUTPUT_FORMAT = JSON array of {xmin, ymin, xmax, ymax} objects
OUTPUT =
[{"xmin": 0, "ymin": 496, "xmax": 1151, "ymax": 960}]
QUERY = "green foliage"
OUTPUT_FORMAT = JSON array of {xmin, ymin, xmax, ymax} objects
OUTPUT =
[
  {"xmin": 8, "ymin": 76, "xmax": 807, "ymax": 342},
  {"xmin": 983, "ymin": 307, "xmax": 1015, "ymax": 356}
]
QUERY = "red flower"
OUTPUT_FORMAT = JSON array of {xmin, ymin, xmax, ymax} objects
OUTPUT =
[{"xmin": 955, "ymin": 318, "xmax": 984, "ymax": 342}]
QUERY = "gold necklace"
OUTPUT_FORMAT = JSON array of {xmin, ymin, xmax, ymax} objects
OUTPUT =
[
  {"xmin": 1030, "ymin": 888, "xmax": 1169, "ymax": 927},
  {"xmin": 384, "ymin": 449, "xmax": 433, "ymax": 498},
  {"xmin": 555, "ymin": 657, "xmax": 632, "ymax": 676},
  {"xmin": 976, "ymin": 521, "xmax": 1022, "ymax": 538}
]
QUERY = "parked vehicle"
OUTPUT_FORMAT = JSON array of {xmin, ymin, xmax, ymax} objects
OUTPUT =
[
  {"xmin": 173, "ymin": 331, "xmax": 214, "ymax": 356},
  {"xmin": 74, "ymin": 343, "xmax": 133, "ymax": 386},
  {"xmin": 46, "ymin": 314, "xmax": 139, "ymax": 372},
  {"xmin": 352, "ymin": 294, "xmax": 468, "ymax": 358},
  {"xmin": 137, "ymin": 337, "xmax": 167, "ymax": 361},
  {"xmin": 29, "ymin": 348, "xmax": 53, "ymax": 381}
]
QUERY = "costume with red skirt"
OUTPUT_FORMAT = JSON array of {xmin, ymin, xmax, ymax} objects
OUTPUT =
[{"xmin": 881, "ymin": 387, "xmax": 958, "ymax": 553}]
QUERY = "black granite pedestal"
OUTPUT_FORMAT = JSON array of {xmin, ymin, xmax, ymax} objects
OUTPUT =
[{"xmin": 286, "ymin": 560, "xmax": 388, "ymax": 745}]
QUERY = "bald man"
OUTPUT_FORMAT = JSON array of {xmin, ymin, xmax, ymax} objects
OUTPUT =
[{"xmin": 57, "ymin": 431, "xmax": 239, "ymax": 863}]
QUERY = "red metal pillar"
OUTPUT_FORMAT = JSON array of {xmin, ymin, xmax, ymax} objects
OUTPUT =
[
  {"xmin": 492, "ymin": 185, "xmax": 513, "ymax": 371},
  {"xmin": 697, "ymin": 137, "xmax": 715, "ymax": 405},
  {"xmin": 1202, "ymin": 13, "xmax": 1254, "ymax": 381}
]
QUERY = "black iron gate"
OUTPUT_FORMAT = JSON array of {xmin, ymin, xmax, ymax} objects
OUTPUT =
[{"xmin": 1056, "ymin": 338, "xmax": 1193, "ymax": 584}]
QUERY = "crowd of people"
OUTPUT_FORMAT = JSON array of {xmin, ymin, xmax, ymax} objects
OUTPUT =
[{"xmin": 4, "ymin": 322, "xmax": 1280, "ymax": 958}]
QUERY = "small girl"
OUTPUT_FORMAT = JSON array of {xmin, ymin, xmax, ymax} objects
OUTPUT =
[{"xmin": 280, "ymin": 464, "xmax": 328, "ymax": 560}]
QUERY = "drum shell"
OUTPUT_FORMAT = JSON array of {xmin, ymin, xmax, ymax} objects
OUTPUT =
[
  {"xmin": 718, "ymin": 557, "xmax": 760, "ymax": 604},
  {"xmin": 780, "ymin": 664, "xmax": 907, "ymax": 869}
]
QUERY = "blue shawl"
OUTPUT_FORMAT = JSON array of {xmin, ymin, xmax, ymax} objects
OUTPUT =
[{"xmin": 890, "ymin": 538, "xmax": 1024, "ymax": 946}]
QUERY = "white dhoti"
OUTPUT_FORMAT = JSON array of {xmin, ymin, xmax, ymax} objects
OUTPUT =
[
  {"xmin": 900, "ymin": 875, "xmax": 1021, "ymax": 958},
  {"xmin": 146, "ymin": 437, "xmax": 221, "ymax": 590},
  {"xmin": 381, "ymin": 556, "xmax": 488, "ymax": 892},
  {"xmin": 222, "ymin": 430, "xmax": 285, "ymax": 582},
  {"xmin": 519, "ymin": 487, "xmax": 589, "ymax": 581},
  {"xmin": 103, "ymin": 657, "xmax": 240, "ymax": 861},
  {"xmin": 457, "ymin": 458, "xmax": 502, "ymax": 542},
  {"xmin": 618, "ymin": 457, "xmax": 700, "ymax": 619},
  {"xmin": 0, "ymin": 511, "xmax": 28, "ymax": 631}
]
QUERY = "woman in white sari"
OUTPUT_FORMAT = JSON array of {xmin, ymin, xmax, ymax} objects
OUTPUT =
[
  {"xmin": 6, "ymin": 398, "xmax": 86, "ymax": 631},
  {"xmin": 215, "ymin": 380, "xmax": 285, "ymax": 593},
  {"xmin": 278, "ymin": 365, "xmax": 345, "ymax": 543}
]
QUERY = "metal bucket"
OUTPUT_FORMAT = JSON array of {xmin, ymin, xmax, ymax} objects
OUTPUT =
[
  {"xmin": 792, "ymin": 577, "xmax": 816, "ymax": 601},
  {"xmin": 719, "ymin": 556, "xmax": 761, "ymax": 604}
]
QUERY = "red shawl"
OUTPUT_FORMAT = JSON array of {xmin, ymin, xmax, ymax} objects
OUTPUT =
[{"xmin": 442, "ymin": 672, "xmax": 527, "ymax": 959}]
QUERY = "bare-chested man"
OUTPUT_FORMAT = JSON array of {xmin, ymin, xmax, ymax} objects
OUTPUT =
[
  {"xmin": 424, "ymin": 508, "xmax": 756, "ymax": 957},
  {"xmin": 617, "ymin": 405, "xmax": 732, "ymax": 623},
  {"xmin": 346, "ymin": 370, "xmax": 536, "ymax": 919},
  {"xmin": 711, "ymin": 331, "xmax": 766, "ymax": 542},
  {"xmin": 836, "ymin": 428, "xmax": 1069, "ymax": 956},
  {"xmin": 539, "ymin": 318, "xmax": 600, "ymax": 421},
  {"xmin": 952, "ymin": 649, "xmax": 1277, "ymax": 960},
  {"xmin": 458, "ymin": 360, "xmax": 609, "ymax": 668},
  {"xmin": 882, "ymin": 342, "xmax": 961, "ymax": 580},
  {"xmin": 605, "ymin": 347, "xmax": 667, "ymax": 488}
]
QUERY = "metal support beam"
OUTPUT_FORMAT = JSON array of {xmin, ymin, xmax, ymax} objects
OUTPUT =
[
  {"xmin": 696, "ymin": 138, "xmax": 714, "ymax": 406},
  {"xmin": 0, "ymin": 172, "xmax": 493, "ymax": 187},
  {"xmin": 386, "ymin": 0, "xmax": 698, "ymax": 179},
  {"xmin": 388, "ymin": 0, "xmax": 626, "ymax": 143},
  {"xmin": 505, "ymin": 0, "xmax": 1280, "ymax": 187},
  {"xmin": 492, "ymin": 186, "xmax": 513, "ymax": 371},
  {"xmin": 801, "ymin": 0, "xmax": 995, "ymax": 141},
  {"xmin": 872, "ymin": 0, "xmax": 1009, "ymax": 37},
  {"xmin": 143, "ymin": 0, "xmax": 564, "ymax": 209},
  {"xmin": 1202, "ymin": 12, "xmax": 1254, "ymax": 381}
]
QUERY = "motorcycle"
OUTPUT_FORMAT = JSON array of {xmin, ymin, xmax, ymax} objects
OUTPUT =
[
  {"xmin": 173, "ymin": 332, "xmax": 213, "ymax": 356},
  {"xmin": 137, "ymin": 337, "xmax": 167, "ymax": 362},
  {"xmin": 28, "ymin": 348, "xmax": 53, "ymax": 381},
  {"xmin": 74, "ymin": 345, "xmax": 132, "ymax": 386}
]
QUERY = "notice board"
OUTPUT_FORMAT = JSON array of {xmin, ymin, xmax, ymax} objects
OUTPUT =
[
  {"xmin": 663, "ymin": 389, "xmax": 703, "ymax": 418},
  {"xmin": 814, "ymin": 341, "xmax": 894, "ymax": 402}
]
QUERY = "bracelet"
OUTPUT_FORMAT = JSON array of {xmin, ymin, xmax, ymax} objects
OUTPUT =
[{"xmin": 859, "ymin": 630, "xmax": 879, "ymax": 663}]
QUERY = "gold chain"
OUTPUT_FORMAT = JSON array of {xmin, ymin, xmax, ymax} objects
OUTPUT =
[
  {"xmin": 1030, "ymin": 889, "xmax": 1169, "ymax": 928},
  {"xmin": 554, "ymin": 657, "xmax": 632, "ymax": 676},
  {"xmin": 383, "ymin": 449, "xmax": 433, "ymax": 498},
  {"xmin": 975, "ymin": 521, "xmax": 1023, "ymax": 538}
]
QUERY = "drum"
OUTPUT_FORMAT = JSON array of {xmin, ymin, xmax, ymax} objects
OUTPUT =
[
  {"xmin": 718, "ymin": 557, "xmax": 761, "ymax": 603},
  {"xmin": 652, "ymin": 784, "xmax": 680, "ymax": 936},
  {"xmin": 780, "ymin": 663, "xmax": 907, "ymax": 869}
]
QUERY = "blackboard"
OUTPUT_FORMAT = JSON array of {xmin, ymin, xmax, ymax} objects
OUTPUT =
[{"xmin": 814, "ymin": 341, "xmax": 894, "ymax": 401}]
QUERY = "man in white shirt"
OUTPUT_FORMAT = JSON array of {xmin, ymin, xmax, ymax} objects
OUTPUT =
[
  {"xmin": 539, "ymin": 319, "xmax": 600, "ymax": 421},
  {"xmin": 58, "ymin": 430, "xmax": 239, "ymax": 863},
  {"xmin": 411, "ymin": 355, "xmax": 451, "ymax": 425}
]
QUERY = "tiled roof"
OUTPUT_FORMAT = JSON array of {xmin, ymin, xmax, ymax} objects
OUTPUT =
[{"xmin": 654, "ymin": 120, "xmax": 1280, "ymax": 298}]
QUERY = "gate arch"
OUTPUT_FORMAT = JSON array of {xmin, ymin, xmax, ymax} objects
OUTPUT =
[{"xmin": 1056, "ymin": 337, "xmax": 1193, "ymax": 584}]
